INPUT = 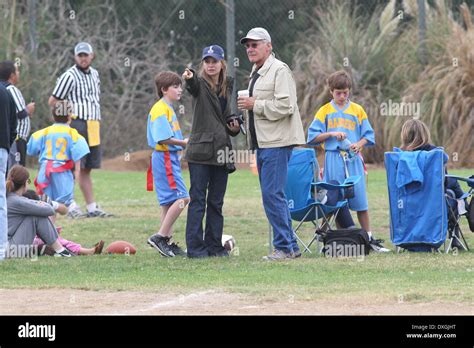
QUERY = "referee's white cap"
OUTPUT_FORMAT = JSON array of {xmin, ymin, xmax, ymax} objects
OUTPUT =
[{"xmin": 74, "ymin": 42, "xmax": 93, "ymax": 56}]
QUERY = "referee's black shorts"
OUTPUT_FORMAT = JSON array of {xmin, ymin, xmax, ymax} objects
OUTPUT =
[{"xmin": 70, "ymin": 118, "xmax": 102, "ymax": 169}]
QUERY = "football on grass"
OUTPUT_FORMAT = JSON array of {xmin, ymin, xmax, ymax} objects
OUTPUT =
[
  {"xmin": 105, "ymin": 241, "xmax": 137, "ymax": 255},
  {"xmin": 222, "ymin": 234, "xmax": 236, "ymax": 251}
]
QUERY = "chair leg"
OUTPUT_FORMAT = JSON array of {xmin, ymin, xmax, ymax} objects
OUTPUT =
[
  {"xmin": 459, "ymin": 229, "xmax": 470, "ymax": 251},
  {"xmin": 293, "ymin": 207, "xmax": 317, "ymax": 253},
  {"xmin": 294, "ymin": 232, "xmax": 312, "ymax": 253},
  {"xmin": 445, "ymin": 221, "xmax": 470, "ymax": 253},
  {"xmin": 445, "ymin": 237, "xmax": 453, "ymax": 254}
]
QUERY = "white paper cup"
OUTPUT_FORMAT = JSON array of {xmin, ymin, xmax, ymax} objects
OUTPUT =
[{"xmin": 238, "ymin": 90, "xmax": 249, "ymax": 98}]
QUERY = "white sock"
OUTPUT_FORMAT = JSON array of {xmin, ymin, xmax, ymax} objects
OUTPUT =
[
  {"xmin": 51, "ymin": 201, "xmax": 60, "ymax": 211},
  {"xmin": 457, "ymin": 199, "xmax": 467, "ymax": 215},
  {"xmin": 55, "ymin": 247, "xmax": 65, "ymax": 253},
  {"xmin": 68, "ymin": 201, "xmax": 78, "ymax": 212},
  {"xmin": 367, "ymin": 231, "xmax": 373, "ymax": 239},
  {"xmin": 87, "ymin": 202, "xmax": 97, "ymax": 213}
]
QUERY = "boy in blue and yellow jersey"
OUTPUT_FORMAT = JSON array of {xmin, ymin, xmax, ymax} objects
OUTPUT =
[
  {"xmin": 27, "ymin": 101, "xmax": 90, "ymax": 218},
  {"xmin": 307, "ymin": 70, "xmax": 390, "ymax": 252},
  {"xmin": 146, "ymin": 71, "xmax": 190, "ymax": 258}
]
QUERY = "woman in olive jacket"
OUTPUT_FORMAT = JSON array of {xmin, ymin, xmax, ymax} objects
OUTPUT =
[{"xmin": 182, "ymin": 45, "xmax": 240, "ymax": 258}]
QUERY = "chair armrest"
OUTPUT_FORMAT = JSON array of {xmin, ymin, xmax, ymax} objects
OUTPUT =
[
  {"xmin": 311, "ymin": 175, "xmax": 361, "ymax": 190},
  {"xmin": 446, "ymin": 175, "xmax": 474, "ymax": 189}
]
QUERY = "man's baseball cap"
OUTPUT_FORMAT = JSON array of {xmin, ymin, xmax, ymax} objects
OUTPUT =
[
  {"xmin": 74, "ymin": 42, "xmax": 93, "ymax": 55},
  {"xmin": 240, "ymin": 27, "xmax": 272, "ymax": 44},
  {"xmin": 202, "ymin": 45, "xmax": 225, "ymax": 61}
]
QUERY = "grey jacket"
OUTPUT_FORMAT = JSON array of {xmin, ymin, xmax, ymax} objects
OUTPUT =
[
  {"xmin": 184, "ymin": 70, "xmax": 238, "ymax": 166},
  {"xmin": 7, "ymin": 193, "xmax": 55, "ymax": 238},
  {"xmin": 246, "ymin": 53, "xmax": 306, "ymax": 148}
]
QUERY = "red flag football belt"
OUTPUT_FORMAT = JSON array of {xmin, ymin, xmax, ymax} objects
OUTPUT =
[{"xmin": 34, "ymin": 160, "xmax": 74, "ymax": 195}]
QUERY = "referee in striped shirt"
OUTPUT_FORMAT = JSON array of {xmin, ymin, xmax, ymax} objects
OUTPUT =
[
  {"xmin": 0, "ymin": 61, "xmax": 35, "ymax": 167},
  {"xmin": 49, "ymin": 42, "xmax": 112, "ymax": 218}
]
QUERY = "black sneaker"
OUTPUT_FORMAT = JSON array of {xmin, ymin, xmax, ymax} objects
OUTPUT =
[
  {"xmin": 369, "ymin": 237, "xmax": 391, "ymax": 253},
  {"xmin": 213, "ymin": 249, "xmax": 230, "ymax": 257},
  {"xmin": 147, "ymin": 234, "xmax": 175, "ymax": 257},
  {"xmin": 54, "ymin": 248, "xmax": 75, "ymax": 257},
  {"xmin": 168, "ymin": 241, "xmax": 187, "ymax": 257},
  {"xmin": 451, "ymin": 238, "xmax": 464, "ymax": 250}
]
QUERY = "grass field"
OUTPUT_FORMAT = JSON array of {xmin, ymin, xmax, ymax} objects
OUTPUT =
[{"xmin": 0, "ymin": 167, "xmax": 473, "ymax": 314}]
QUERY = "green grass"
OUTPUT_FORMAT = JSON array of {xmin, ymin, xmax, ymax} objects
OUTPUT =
[{"xmin": 1, "ymin": 168, "xmax": 473, "ymax": 304}]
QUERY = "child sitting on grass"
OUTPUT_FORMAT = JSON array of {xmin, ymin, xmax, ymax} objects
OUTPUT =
[{"xmin": 23, "ymin": 190, "xmax": 103, "ymax": 256}]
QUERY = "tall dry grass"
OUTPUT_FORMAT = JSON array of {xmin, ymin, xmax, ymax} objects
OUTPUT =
[
  {"xmin": 292, "ymin": 0, "xmax": 474, "ymax": 167},
  {"xmin": 292, "ymin": 0, "xmax": 401, "ymax": 163},
  {"xmin": 390, "ymin": 1, "xmax": 474, "ymax": 167}
]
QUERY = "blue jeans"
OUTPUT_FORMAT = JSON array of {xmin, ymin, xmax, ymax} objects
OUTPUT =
[
  {"xmin": 257, "ymin": 147, "xmax": 298, "ymax": 254},
  {"xmin": 186, "ymin": 163, "xmax": 228, "ymax": 258},
  {"xmin": 0, "ymin": 148, "xmax": 8, "ymax": 260}
]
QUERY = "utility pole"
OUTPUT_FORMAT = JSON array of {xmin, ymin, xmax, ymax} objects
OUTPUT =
[
  {"xmin": 417, "ymin": 0, "xmax": 427, "ymax": 65},
  {"xmin": 28, "ymin": 0, "xmax": 38, "ymax": 100},
  {"xmin": 225, "ymin": 0, "xmax": 236, "ymax": 114}
]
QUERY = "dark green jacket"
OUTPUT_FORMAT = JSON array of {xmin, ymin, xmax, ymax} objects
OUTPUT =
[{"xmin": 184, "ymin": 71, "xmax": 239, "ymax": 166}]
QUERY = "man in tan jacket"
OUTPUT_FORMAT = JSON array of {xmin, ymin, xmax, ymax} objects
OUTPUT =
[{"xmin": 238, "ymin": 27, "xmax": 306, "ymax": 261}]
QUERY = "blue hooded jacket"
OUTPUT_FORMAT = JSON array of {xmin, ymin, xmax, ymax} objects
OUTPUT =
[{"xmin": 385, "ymin": 148, "xmax": 447, "ymax": 249}]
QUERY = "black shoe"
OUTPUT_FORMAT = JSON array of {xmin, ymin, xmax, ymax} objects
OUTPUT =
[
  {"xmin": 451, "ymin": 237, "xmax": 464, "ymax": 251},
  {"xmin": 168, "ymin": 241, "xmax": 187, "ymax": 257},
  {"xmin": 147, "ymin": 234, "xmax": 175, "ymax": 257},
  {"xmin": 213, "ymin": 249, "xmax": 229, "ymax": 257},
  {"xmin": 54, "ymin": 248, "xmax": 75, "ymax": 257}
]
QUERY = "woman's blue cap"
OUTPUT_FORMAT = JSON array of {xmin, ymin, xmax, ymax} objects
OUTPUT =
[{"xmin": 202, "ymin": 45, "xmax": 225, "ymax": 60}]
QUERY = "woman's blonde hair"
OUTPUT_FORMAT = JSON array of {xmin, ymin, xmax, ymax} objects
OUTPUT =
[
  {"xmin": 199, "ymin": 59, "xmax": 228, "ymax": 98},
  {"xmin": 6, "ymin": 165, "xmax": 30, "ymax": 193},
  {"xmin": 400, "ymin": 119, "xmax": 432, "ymax": 151}
]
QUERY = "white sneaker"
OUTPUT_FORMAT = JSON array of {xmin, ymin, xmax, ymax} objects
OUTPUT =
[
  {"xmin": 67, "ymin": 207, "xmax": 86, "ymax": 219},
  {"xmin": 369, "ymin": 238, "xmax": 391, "ymax": 253}
]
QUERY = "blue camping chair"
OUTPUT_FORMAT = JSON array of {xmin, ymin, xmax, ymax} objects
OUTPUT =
[
  {"xmin": 385, "ymin": 148, "xmax": 467, "ymax": 252},
  {"xmin": 284, "ymin": 148, "xmax": 360, "ymax": 253}
]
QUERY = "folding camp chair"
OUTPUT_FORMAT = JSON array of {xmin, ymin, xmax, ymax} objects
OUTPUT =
[
  {"xmin": 284, "ymin": 147, "xmax": 360, "ymax": 253},
  {"xmin": 385, "ymin": 148, "xmax": 468, "ymax": 253},
  {"xmin": 444, "ymin": 174, "xmax": 473, "ymax": 252}
]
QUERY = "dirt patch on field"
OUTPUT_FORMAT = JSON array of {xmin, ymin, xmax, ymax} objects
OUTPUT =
[
  {"xmin": 102, "ymin": 150, "xmax": 153, "ymax": 172},
  {"xmin": 102, "ymin": 150, "xmax": 255, "ymax": 172},
  {"xmin": 0, "ymin": 288, "xmax": 471, "ymax": 315}
]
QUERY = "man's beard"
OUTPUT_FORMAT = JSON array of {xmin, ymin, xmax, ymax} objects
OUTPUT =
[{"xmin": 76, "ymin": 63, "xmax": 91, "ymax": 71}]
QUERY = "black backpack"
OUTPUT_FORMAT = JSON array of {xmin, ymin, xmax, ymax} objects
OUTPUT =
[{"xmin": 322, "ymin": 228, "xmax": 371, "ymax": 257}]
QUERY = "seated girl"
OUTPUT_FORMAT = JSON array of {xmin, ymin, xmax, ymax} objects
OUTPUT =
[
  {"xmin": 400, "ymin": 119, "xmax": 469, "ymax": 249},
  {"xmin": 23, "ymin": 190, "xmax": 104, "ymax": 256},
  {"xmin": 6, "ymin": 165, "xmax": 102, "ymax": 258}
]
